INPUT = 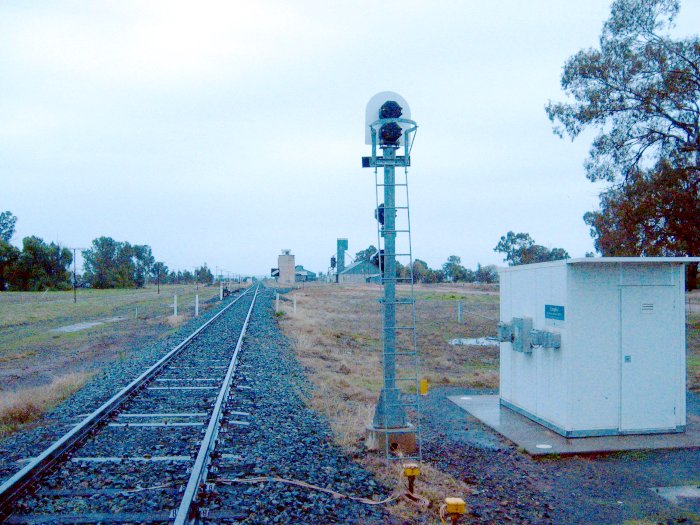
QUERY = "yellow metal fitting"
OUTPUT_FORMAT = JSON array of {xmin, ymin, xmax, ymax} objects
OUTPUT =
[
  {"xmin": 403, "ymin": 463, "xmax": 421, "ymax": 478},
  {"xmin": 445, "ymin": 497, "xmax": 466, "ymax": 515},
  {"xmin": 419, "ymin": 378, "xmax": 428, "ymax": 395}
]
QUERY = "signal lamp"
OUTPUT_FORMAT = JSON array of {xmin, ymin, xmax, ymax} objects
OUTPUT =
[
  {"xmin": 371, "ymin": 249, "xmax": 385, "ymax": 271},
  {"xmin": 379, "ymin": 122, "xmax": 402, "ymax": 146},
  {"xmin": 379, "ymin": 100, "xmax": 403, "ymax": 119},
  {"xmin": 375, "ymin": 204, "xmax": 385, "ymax": 226}
]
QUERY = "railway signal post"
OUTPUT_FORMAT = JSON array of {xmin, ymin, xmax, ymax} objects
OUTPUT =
[{"xmin": 362, "ymin": 92, "xmax": 421, "ymax": 460}]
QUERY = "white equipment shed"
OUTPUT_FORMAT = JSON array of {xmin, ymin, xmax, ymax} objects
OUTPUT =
[{"xmin": 498, "ymin": 257, "xmax": 699, "ymax": 437}]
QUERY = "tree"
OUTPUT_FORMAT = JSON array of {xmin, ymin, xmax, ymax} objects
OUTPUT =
[
  {"xmin": 0, "ymin": 241, "xmax": 20, "ymax": 290},
  {"xmin": 461, "ymin": 268, "xmax": 476, "ymax": 283},
  {"xmin": 494, "ymin": 231, "xmax": 570, "ymax": 266},
  {"xmin": 584, "ymin": 161, "xmax": 700, "ymax": 288},
  {"xmin": 546, "ymin": 0, "xmax": 699, "ymax": 184},
  {"xmin": 131, "ymin": 245, "xmax": 154, "ymax": 288},
  {"xmin": 412, "ymin": 259, "xmax": 431, "ymax": 282},
  {"xmin": 195, "ymin": 264, "xmax": 214, "ymax": 285},
  {"xmin": 355, "ymin": 245, "xmax": 378, "ymax": 263},
  {"xmin": 396, "ymin": 260, "xmax": 410, "ymax": 280},
  {"xmin": 546, "ymin": 0, "xmax": 699, "ymax": 286},
  {"xmin": 9, "ymin": 237, "xmax": 72, "ymax": 291},
  {"xmin": 475, "ymin": 263, "xmax": 499, "ymax": 284},
  {"xmin": 424, "ymin": 268, "xmax": 446, "ymax": 284},
  {"xmin": 442, "ymin": 255, "xmax": 469, "ymax": 282},
  {"xmin": 83, "ymin": 237, "xmax": 154, "ymax": 288},
  {"xmin": 494, "ymin": 232, "xmax": 534, "ymax": 265},
  {"xmin": 0, "ymin": 211, "xmax": 17, "ymax": 242},
  {"xmin": 152, "ymin": 262, "xmax": 168, "ymax": 285},
  {"xmin": 83, "ymin": 237, "xmax": 120, "ymax": 288}
]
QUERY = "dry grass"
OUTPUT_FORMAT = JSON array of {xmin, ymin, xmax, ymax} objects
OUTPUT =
[
  {"xmin": 0, "ymin": 284, "xmax": 235, "ymax": 438},
  {"xmin": 0, "ymin": 284, "xmax": 220, "ymax": 328},
  {"xmin": 0, "ymin": 284, "xmax": 223, "ymax": 391},
  {"xmin": 165, "ymin": 314, "xmax": 186, "ymax": 328},
  {"xmin": 0, "ymin": 372, "xmax": 93, "ymax": 436},
  {"xmin": 276, "ymin": 282, "xmax": 498, "ymax": 523},
  {"xmin": 277, "ymin": 282, "xmax": 700, "ymax": 522}
]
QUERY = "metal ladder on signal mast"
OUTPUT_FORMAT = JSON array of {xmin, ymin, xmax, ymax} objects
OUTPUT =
[{"xmin": 373, "ymin": 159, "xmax": 423, "ymax": 463}]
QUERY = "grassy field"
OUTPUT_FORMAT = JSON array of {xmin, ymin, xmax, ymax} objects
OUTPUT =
[
  {"xmin": 275, "ymin": 282, "xmax": 700, "ymax": 523},
  {"xmin": 0, "ymin": 283, "xmax": 224, "ymax": 436}
]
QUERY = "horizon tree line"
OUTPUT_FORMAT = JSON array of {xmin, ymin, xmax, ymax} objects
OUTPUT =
[{"xmin": 0, "ymin": 211, "xmax": 215, "ymax": 291}]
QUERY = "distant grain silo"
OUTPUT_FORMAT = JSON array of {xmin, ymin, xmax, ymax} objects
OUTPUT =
[{"xmin": 278, "ymin": 250, "xmax": 295, "ymax": 285}]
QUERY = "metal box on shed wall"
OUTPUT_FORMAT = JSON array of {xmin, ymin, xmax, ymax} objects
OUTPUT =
[{"xmin": 499, "ymin": 257, "xmax": 698, "ymax": 437}]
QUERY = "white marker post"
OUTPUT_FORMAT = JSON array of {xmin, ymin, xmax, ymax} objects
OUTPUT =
[
  {"xmin": 293, "ymin": 296, "xmax": 297, "ymax": 314},
  {"xmin": 219, "ymin": 281, "xmax": 223, "ymax": 301},
  {"xmin": 173, "ymin": 294, "xmax": 178, "ymax": 317},
  {"xmin": 275, "ymin": 293, "xmax": 280, "ymax": 312},
  {"xmin": 195, "ymin": 294, "xmax": 199, "ymax": 317},
  {"xmin": 458, "ymin": 302, "xmax": 462, "ymax": 323}
]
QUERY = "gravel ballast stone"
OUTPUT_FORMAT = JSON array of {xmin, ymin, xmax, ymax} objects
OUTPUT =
[
  {"xmin": 1, "ymin": 288, "xmax": 393, "ymax": 524},
  {"xmin": 208, "ymin": 289, "xmax": 392, "ymax": 524}
]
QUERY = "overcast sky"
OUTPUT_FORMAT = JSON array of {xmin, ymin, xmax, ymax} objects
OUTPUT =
[{"xmin": 2, "ymin": 1, "xmax": 699, "ymax": 276}]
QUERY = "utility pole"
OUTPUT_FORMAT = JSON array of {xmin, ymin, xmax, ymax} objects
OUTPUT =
[{"xmin": 73, "ymin": 248, "xmax": 77, "ymax": 304}]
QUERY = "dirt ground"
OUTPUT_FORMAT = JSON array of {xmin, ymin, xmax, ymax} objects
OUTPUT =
[{"xmin": 275, "ymin": 282, "xmax": 700, "ymax": 524}]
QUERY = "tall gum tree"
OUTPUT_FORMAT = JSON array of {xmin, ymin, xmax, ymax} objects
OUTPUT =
[{"xmin": 546, "ymin": 0, "xmax": 699, "ymax": 288}]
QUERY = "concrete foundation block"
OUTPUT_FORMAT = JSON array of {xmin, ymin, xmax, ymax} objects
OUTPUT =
[{"xmin": 366, "ymin": 424, "xmax": 417, "ymax": 454}]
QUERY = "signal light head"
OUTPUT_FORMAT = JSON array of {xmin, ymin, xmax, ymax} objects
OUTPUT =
[
  {"xmin": 379, "ymin": 100, "xmax": 402, "ymax": 119},
  {"xmin": 379, "ymin": 122, "xmax": 402, "ymax": 146}
]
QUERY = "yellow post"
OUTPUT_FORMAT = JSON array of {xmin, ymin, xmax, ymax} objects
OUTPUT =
[
  {"xmin": 445, "ymin": 497, "xmax": 466, "ymax": 524},
  {"xmin": 419, "ymin": 378, "xmax": 428, "ymax": 396}
]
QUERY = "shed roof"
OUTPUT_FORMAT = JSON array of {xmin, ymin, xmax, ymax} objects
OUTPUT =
[
  {"xmin": 500, "ymin": 256, "xmax": 700, "ymax": 273},
  {"xmin": 339, "ymin": 260, "xmax": 379, "ymax": 275},
  {"xmin": 567, "ymin": 257, "xmax": 700, "ymax": 264}
]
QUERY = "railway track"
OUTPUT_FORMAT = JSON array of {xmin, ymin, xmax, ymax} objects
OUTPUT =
[{"xmin": 0, "ymin": 285, "xmax": 260, "ymax": 524}]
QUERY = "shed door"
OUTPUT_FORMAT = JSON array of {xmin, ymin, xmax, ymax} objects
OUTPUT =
[{"xmin": 620, "ymin": 286, "xmax": 677, "ymax": 431}]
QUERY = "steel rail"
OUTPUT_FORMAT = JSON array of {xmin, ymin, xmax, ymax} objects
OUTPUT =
[
  {"xmin": 0, "ymin": 287, "xmax": 254, "ymax": 520},
  {"xmin": 174, "ymin": 284, "xmax": 259, "ymax": 524}
]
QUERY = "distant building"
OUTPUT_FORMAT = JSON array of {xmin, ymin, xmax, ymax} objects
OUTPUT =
[
  {"xmin": 338, "ymin": 260, "xmax": 381, "ymax": 283},
  {"xmin": 278, "ymin": 250, "xmax": 295, "ymax": 285},
  {"xmin": 295, "ymin": 265, "xmax": 317, "ymax": 282}
]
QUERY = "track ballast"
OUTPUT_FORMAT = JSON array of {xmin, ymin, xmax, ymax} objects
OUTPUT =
[{"xmin": 0, "ymin": 287, "xmax": 390, "ymax": 524}]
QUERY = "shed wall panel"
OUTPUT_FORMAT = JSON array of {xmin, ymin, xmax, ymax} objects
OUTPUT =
[
  {"xmin": 567, "ymin": 266, "xmax": 621, "ymax": 431},
  {"xmin": 500, "ymin": 264, "xmax": 568, "ymax": 427}
]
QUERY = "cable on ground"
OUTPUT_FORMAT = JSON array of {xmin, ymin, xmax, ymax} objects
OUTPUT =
[
  {"xmin": 119, "ymin": 482, "xmax": 179, "ymax": 494},
  {"xmin": 217, "ymin": 476, "xmax": 402, "ymax": 506}
]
